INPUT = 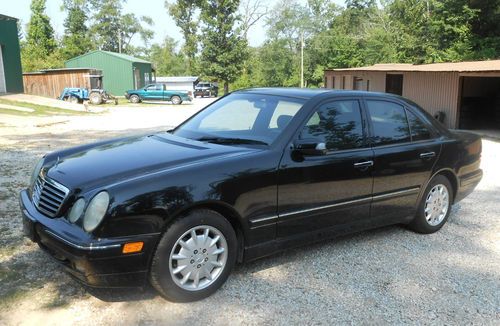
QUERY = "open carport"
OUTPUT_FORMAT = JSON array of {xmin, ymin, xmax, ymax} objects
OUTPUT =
[{"xmin": 459, "ymin": 76, "xmax": 500, "ymax": 129}]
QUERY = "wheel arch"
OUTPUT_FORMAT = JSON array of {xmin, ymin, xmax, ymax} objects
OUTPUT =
[
  {"xmin": 167, "ymin": 201, "xmax": 247, "ymax": 263},
  {"xmin": 422, "ymin": 168, "xmax": 459, "ymax": 204}
]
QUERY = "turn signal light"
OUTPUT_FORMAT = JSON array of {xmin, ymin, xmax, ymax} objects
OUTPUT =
[{"xmin": 122, "ymin": 242, "xmax": 144, "ymax": 254}]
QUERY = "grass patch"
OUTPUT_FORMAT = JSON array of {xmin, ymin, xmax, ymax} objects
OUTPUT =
[
  {"xmin": 42, "ymin": 295, "xmax": 70, "ymax": 309},
  {"xmin": 0, "ymin": 98, "xmax": 90, "ymax": 117},
  {"xmin": 0, "ymin": 288, "xmax": 27, "ymax": 308}
]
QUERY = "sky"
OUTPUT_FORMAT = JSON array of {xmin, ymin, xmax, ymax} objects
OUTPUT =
[{"xmin": 2, "ymin": 0, "xmax": 345, "ymax": 48}]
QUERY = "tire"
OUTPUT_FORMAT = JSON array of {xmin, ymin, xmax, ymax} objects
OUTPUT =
[
  {"xmin": 129, "ymin": 94, "xmax": 141, "ymax": 104},
  {"xmin": 89, "ymin": 92, "xmax": 102, "ymax": 105},
  {"xmin": 69, "ymin": 96, "xmax": 79, "ymax": 104},
  {"xmin": 150, "ymin": 209, "xmax": 237, "ymax": 302},
  {"xmin": 171, "ymin": 95, "xmax": 182, "ymax": 105},
  {"xmin": 408, "ymin": 175, "xmax": 453, "ymax": 234}
]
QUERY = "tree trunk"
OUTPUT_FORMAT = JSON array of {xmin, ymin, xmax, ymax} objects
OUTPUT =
[{"xmin": 224, "ymin": 81, "xmax": 229, "ymax": 95}]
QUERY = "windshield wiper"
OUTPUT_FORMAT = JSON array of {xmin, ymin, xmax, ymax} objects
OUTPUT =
[{"xmin": 197, "ymin": 136, "xmax": 268, "ymax": 146}]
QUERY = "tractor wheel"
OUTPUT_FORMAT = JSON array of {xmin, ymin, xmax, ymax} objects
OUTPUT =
[
  {"xmin": 69, "ymin": 96, "xmax": 79, "ymax": 104},
  {"xmin": 89, "ymin": 92, "xmax": 103, "ymax": 105}
]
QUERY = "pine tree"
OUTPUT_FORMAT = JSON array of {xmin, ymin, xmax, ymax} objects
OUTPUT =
[
  {"xmin": 167, "ymin": 0, "xmax": 201, "ymax": 75},
  {"xmin": 200, "ymin": 0, "xmax": 248, "ymax": 94},
  {"xmin": 22, "ymin": 0, "xmax": 60, "ymax": 71},
  {"xmin": 61, "ymin": 0, "xmax": 92, "ymax": 59}
]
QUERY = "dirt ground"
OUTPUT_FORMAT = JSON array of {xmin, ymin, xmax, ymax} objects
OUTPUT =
[{"xmin": 0, "ymin": 100, "xmax": 499, "ymax": 325}]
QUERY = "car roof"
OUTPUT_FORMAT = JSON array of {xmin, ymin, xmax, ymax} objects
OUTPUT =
[{"xmin": 235, "ymin": 87, "xmax": 405, "ymax": 101}]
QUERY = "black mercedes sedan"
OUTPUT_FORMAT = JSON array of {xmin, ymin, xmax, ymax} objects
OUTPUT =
[{"xmin": 20, "ymin": 88, "xmax": 483, "ymax": 302}]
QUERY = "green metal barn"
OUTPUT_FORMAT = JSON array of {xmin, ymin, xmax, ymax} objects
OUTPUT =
[
  {"xmin": 65, "ymin": 50, "xmax": 154, "ymax": 96},
  {"xmin": 0, "ymin": 14, "xmax": 23, "ymax": 93}
]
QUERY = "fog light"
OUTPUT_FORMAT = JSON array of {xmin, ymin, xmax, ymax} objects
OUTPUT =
[{"xmin": 122, "ymin": 242, "xmax": 144, "ymax": 254}]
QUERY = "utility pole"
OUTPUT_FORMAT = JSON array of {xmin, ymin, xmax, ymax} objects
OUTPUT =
[{"xmin": 300, "ymin": 32, "xmax": 304, "ymax": 88}]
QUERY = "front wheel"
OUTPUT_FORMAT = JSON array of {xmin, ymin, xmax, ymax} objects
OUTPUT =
[
  {"xmin": 171, "ymin": 95, "xmax": 182, "ymax": 105},
  {"xmin": 408, "ymin": 175, "xmax": 453, "ymax": 234},
  {"xmin": 150, "ymin": 209, "xmax": 237, "ymax": 302}
]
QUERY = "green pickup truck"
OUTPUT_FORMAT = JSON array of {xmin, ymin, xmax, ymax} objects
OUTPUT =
[{"xmin": 125, "ymin": 84, "xmax": 193, "ymax": 105}]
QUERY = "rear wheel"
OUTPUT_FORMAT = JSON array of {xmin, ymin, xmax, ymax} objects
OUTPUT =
[
  {"xmin": 171, "ymin": 95, "xmax": 182, "ymax": 105},
  {"xmin": 89, "ymin": 92, "xmax": 103, "ymax": 105},
  {"xmin": 408, "ymin": 175, "xmax": 453, "ymax": 234},
  {"xmin": 150, "ymin": 209, "xmax": 237, "ymax": 302},
  {"xmin": 129, "ymin": 94, "xmax": 141, "ymax": 104}
]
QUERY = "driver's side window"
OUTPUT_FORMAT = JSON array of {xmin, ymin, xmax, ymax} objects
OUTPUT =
[{"xmin": 300, "ymin": 100, "xmax": 365, "ymax": 151}]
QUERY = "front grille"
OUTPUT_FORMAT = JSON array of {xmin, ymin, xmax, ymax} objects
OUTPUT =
[{"xmin": 32, "ymin": 175, "xmax": 69, "ymax": 218}]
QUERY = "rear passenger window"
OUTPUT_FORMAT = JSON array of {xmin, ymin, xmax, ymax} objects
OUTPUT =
[
  {"xmin": 366, "ymin": 100, "xmax": 410, "ymax": 146},
  {"xmin": 406, "ymin": 109, "xmax": 432, "ymax": 141},
  {"xmin": 301, "ymin": 100, "xmax": 364, "ymax": 151}
]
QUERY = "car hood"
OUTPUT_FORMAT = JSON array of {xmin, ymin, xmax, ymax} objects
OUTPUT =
[{"xmin": 45, "ymin": 133, "xmax": 256, "ymax": 190}]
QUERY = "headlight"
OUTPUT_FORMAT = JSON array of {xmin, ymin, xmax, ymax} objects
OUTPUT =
[
  {"xmin": 68, "ymin": 198, "xmax": 85, "ymax": 223},
  {"xmin": 83, "ymin": 191, "xmax": 110, "ymax": 232},
  {"xmin": 30, "ymin": 158, "xmax": 44, "ymax": 187}
]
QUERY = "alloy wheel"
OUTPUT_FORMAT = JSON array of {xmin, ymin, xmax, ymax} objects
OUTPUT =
[
  {"xmin": 169, "ymin": 225, "xmax": 228, "ymax": 291},
  {"xmin": 424, "ymin": 184, "xmax": 449, "ymax": 226}
]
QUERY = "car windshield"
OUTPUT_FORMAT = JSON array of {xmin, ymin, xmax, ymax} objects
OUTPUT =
[{"xmin": 173, "ymin": 93, "xmax": 306, "ymax": 145}]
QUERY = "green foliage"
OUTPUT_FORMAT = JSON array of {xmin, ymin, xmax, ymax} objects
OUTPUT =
[
  {"xmin": 166, "ymin": 0, "xmax": 201, "ymax": 74},
  {"xmin": 19, "ymin": 0, "xmax": 500, "ymax": 88},
  {"xmin": 22, "ymin": 0, "xmax": 60, "ymax": 72},
  {"xmin": 60, "ymin": 0, "xmax": 92, "ymax": 60},
  {"xmin": 199, "ymin": 0, "xmax": 248, "ymax": 94},
  {"xmin": 89, "ymin": 0, "xmax": 154, "ymax": 54},
  {"xmin": 147, "ymin": 37, "xmax": 188, "ymax": 76}
]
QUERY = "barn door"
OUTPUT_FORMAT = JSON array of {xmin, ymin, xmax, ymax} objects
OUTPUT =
[
  {"xmin": 134, "ymin": 69, "xmax": 140, "ymax": 89},
  {"xmin": 0, "ymin": 46, "xmax": 6, "ymax": 93}
]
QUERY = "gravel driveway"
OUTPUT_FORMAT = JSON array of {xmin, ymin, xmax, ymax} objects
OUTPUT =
[{"xmin": 0, "ymin": 103, "xmax": 498, "ymax": 325}]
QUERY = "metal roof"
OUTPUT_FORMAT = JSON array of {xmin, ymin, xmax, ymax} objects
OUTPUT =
[
  {"xmin": 0, "ymin": 14, "xmax": 18, "ymax": 21},
  {"xmin": 66, "ymin": 50, "xmax": 151, "ymax": 64},
  {"xmin": 23, "ymin": 68, "xmax": 102, "ymax": 75},
  {"xmin": 156, "ymin": 76, "xmax": 199, "ymax": 83},
  {"xmin": 327, "ymin": 60, "xmax": 500, "ymax": 73}
]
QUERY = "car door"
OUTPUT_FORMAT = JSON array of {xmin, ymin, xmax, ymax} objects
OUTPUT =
[
  {"xmin": 277, "ymin": 98, "xmax": 374, "ymax": 239},
  {"xmin": 144, "ymin": 84, "xmax": 162, "ymax": 100},
  {"xmin": 365, "ymin": 98, "xmax": 441, "ymax": 224}
]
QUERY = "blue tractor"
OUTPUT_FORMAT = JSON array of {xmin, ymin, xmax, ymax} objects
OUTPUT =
[{"xmin": 58, "ymin": 88, "xmax": 117, "ymax": 105}]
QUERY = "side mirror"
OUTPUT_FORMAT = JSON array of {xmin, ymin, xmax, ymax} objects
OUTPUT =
[{"xmin": 293, "ymin": 139, "xmax": 327, "ymax": 156}]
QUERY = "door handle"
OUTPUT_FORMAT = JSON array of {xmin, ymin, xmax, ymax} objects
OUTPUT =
[
  {"xmin": 354, "ymin": 160, "xmax": 374, "ymax": 168},
  {"xmin": 420, "ymin": 152, "xmax": 436, "ymax": 159}
]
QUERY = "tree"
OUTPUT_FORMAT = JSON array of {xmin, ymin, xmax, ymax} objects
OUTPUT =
[
  {"xmin": 60, "ymin": 0, "xmax": 92, "ymax": 59},
  {"xmin": 166, "ymin": 0, "xmax": 201, "ymax": 74},
  {"xmin": 89, "ymin": 0, "xmax": 154, "ymax": 54},
  {"xmin": 199, "ymin": 0, "xmax": 248, "ymax": 94},
  {"xmin": 22, "ymin": 0, "xmax": 61, "ymax": 72},
  {"xmin": 147, "ymin": 37, "xmax": 188, "ymax": 76},
  {"xmin": 387, "ymin": 0, "xmax": 476, "ymax": 63},
  {"xmin": 239, "ymin": 0, "xmax": 268, "ymax": 39}
]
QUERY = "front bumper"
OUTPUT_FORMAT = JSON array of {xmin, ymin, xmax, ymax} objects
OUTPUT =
[{"xmin": 19, "ymin": 190, "xmax": 160, "ymax": 288}]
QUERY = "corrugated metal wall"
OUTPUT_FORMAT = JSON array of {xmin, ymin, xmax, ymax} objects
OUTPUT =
[
  {"xmin": 23, "ymin": 70, "xmax": 96, "ymax": 98},
  {"xmin": 324, "ymin": 70, "xmax": 460, "ymax": 128},
  {"xmin": 0, "ymin": 18, "xmax": 23, "ymax": 93},
  {"xmin": 402, "ymin": 72, "xmax": 460, "ymax": 128},
  {"xmin": 65, "ymin": 52, "xmax": 134, "ymax": 96}
]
